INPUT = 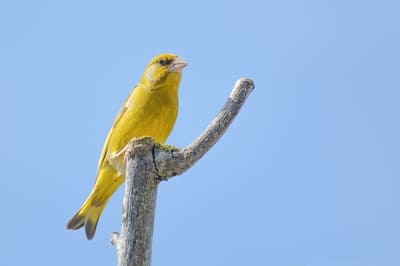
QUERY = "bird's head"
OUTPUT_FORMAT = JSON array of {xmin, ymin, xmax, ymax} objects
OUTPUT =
[{"xmin": 140, "ymin": 53, "xmax": 187, "ymax": 90}]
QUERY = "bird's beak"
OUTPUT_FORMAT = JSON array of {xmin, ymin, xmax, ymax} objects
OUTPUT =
[{"xmin": 168, "ymin": 57, "xmax": 187, "ymax": 73}]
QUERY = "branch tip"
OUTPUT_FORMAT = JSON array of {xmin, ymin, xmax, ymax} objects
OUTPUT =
[{"xmin": 230, "ymin": 78, "xmax": 254, "ymax": 99}]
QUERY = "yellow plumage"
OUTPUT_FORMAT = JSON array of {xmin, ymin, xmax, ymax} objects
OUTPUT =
[{"xmin": 66, "ymin": 53, "xmax": 187, "ymax": 239}]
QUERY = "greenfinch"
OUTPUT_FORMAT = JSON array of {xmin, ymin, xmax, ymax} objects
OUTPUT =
[{"xmin": 67, "ymin": 53, "xmax": 187, "ymax": 239}]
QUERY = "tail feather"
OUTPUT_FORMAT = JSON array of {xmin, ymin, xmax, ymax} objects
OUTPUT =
[
  {"xmin": 66, "ymin": 192, "xmax": 107, "ymax": 240},
  {"xmin": 66, "ymin": 212, "xmax": 85, "ymax": 230},
  {"xmin": 67, "ymin": 167, "xmax": 124, "ymax": 240},
  {"xmin": 84, "ymin": 204, "xmax": 106, "ymax": 240}
]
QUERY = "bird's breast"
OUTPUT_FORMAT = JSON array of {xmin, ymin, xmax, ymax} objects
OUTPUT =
[{"xmin": 109, "ymin": 88, "xmax": 178, "ymax": 156}]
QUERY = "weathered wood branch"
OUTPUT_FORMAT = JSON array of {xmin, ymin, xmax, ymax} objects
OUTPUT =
[{"xmin": 111, "ymin": 78, "xmax": 255, "ymax": 266}]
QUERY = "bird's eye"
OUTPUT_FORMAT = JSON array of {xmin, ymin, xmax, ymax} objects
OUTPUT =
[{"xmin": 158, "ymin": 59, "xmax": 169, "ymax": 66}]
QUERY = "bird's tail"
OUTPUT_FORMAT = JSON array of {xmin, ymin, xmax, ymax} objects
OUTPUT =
[
  {"xmin": 66, "ymin": 189, "xmax": 107, "ymax": 240},
  {"xmin": 66, "ymin": 167, "xmax": 123, "ymax": 240}
]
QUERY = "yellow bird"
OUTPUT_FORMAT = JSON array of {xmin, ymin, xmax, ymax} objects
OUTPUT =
[{"xmin": 67, "ymin": 53, "xmax": 187, "ymax": 240}]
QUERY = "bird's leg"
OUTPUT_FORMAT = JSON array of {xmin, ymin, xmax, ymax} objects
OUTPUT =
[
  {"xmin": 113, "ymin": 143, "xmax": 131, "ymax": 158},
  {"xmin": 107, "ymin": 142, "xmax": 134, "ymax": 177}
]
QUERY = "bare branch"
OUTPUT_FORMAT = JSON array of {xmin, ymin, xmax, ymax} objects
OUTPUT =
[
  {"xmin": 155, "ymin": 78, "xmax": 255, "ymax": 179},
  {"xmin": 111, "ymin": 78, "xmax": 254, "ymax": 266}
]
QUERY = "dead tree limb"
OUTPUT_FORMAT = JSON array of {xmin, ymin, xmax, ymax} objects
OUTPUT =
[{"xmin": 111, "ymin": 78, "xmax": 255, "ymax": 266}]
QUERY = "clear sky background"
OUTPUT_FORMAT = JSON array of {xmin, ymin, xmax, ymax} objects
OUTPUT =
[{"xmin": 1, "ymin": 1, "xmax": 399, "ymax": 266}]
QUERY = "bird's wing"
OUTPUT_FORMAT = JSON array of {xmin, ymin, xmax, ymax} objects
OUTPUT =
[{"xmin": 97, "ymin": 85, "xmax": 138, "ymax": 170}]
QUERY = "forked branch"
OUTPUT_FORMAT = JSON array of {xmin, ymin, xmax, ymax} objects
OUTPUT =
[{"xmin": 111, "ymin": 78, "xmax": 255, "ymax": 266}]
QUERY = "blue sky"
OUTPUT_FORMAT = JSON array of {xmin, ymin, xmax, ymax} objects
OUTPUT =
[{"xmin": 1, "ymin": 1, "xmax": 399, "ymax": 265}]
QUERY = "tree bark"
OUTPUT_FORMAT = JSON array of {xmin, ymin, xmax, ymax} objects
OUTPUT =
[{"xmin": 111, "ymin": 78, "xmax": 255, "ymax": 266}]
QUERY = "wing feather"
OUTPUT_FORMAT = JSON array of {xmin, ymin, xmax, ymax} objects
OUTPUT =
[{"xmin": 97, "ymin": 85, "xmax": 137, "ymax": 169}]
